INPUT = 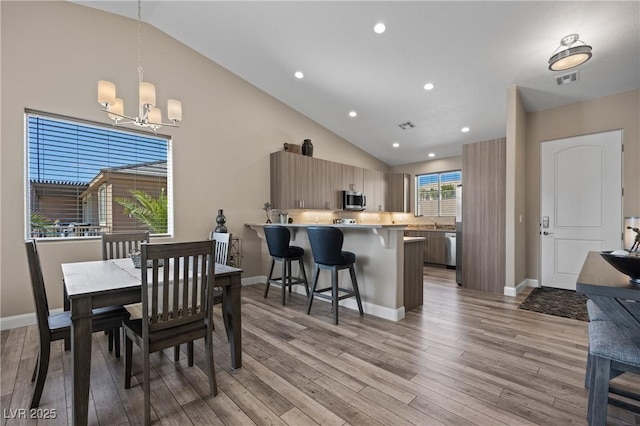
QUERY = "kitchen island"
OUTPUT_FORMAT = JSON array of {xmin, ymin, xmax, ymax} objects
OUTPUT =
[{"xmin": 247, "ymin": 223, "xmax": 410, "ymax": 321}]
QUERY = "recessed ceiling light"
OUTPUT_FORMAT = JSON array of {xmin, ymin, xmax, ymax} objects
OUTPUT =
[
  {"xmin": 428, "ymin": 153, "xmax": 435, "ymax": 158},
  {"xmin": 392, "ymin": 142, "xmax": 400, "ymax": 148},
  {"xmin": 461, "ymin": 127, "xmax": 470, "ymax": 133},
  {"xmin": 294, "ymin": 71, "xmax": 304, "ymax": 79},
  {"xmin": 349, "ymin": 111, "xmax": 357, "ymax": 118},
  {"xmin": 423, "ymin": 83, "xmax": 434, "ymax": 90},
  {"xmin": 374, "ymin": 23, "xmax": 386, "ymax": 34}
]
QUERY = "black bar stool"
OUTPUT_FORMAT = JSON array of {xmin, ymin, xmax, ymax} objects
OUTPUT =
[
  {"xmin": 306, "ymin": 226, "xmax": 364, "ymax": 324},
  {"xmin": 263, "ymin": 225, "xmax": 309, "ymax": 305}
]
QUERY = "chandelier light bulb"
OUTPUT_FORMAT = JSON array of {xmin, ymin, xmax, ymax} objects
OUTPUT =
[
  {"xmin": 108, "ymin": 98, "xmax": 124, "ymax": 121},
  {"xmin": 139, "ymin": 82, "xmax": 156, "ymax": 107},
  {"xmin": 98, "ymin": 80, "xmax": 116, "ymax": 106},
  {"xmin": 147, "ymin": 107, "xmax": 162, "ymax": 125},
  {"xmin": 167, "ymin": 99, "xmax": 182, "ymax": 122}
]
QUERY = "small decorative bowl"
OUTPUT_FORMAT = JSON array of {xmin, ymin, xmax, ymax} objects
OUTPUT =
[
  {"xmin": 129, "ymin": 252, "xmax": 163, "ymax": 269},
  {"xmin": 600, "ymin": 251, "xmax": 640, "ymax": 284}
]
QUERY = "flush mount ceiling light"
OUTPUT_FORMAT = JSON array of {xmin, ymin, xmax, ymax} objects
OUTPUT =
[
  {"xmin": 423, "ymin": 83, "xmax": 434, "ymax": 91},
  {"xmin": 392, "ymin": 142, "xmax": 400, "ymax": 148},
  {"xmin": 349, "ymin": 111, "xmax": 357, "ymax": 118},
  {"xmin": 428, "ymin": 153, "xmax": 435, "ymax": 158},
  {"xmin": 548, "ymin": 33, "xmax": 593, "ymax": 71},
  {"xmin": 294, "ymin": 71, "xmax": 304, "ymax": 79},
  {"xmin": 374, "ymin": 23, "xmax": 386, "ymax": 34},
  {"xmin": 461, "ymin": 127, "xmax": 470, "ymax": 133},
  {"xmin": 97, "ymin": 0, "xmax": 181, "ymax": 133}
]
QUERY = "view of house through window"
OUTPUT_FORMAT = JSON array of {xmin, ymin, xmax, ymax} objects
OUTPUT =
[
  {"xmin": 26, "ymin": 111, "xmax": 171, "ymax": 239},
  {"xmin": 415, "ymin": 170, "xmax": 461, "ymax": 216}
]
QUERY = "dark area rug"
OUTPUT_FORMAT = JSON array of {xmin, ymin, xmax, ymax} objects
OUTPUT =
[{"xmin": 518, "ymin": 287, "xmax": 589, "ymax": 321}]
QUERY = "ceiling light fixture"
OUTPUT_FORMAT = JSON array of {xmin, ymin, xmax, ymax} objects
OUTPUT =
[
  {"xmin": 428, "ymin": 153, "xmax": 435, "ymax": 158},
  {"xmin": 392, "ymin": 143, "xmax": 400, "ymax": 148},
  {"xmin": 548, "ymin": 33, "xmax": 593, "ymax": 71},
  {"xmin": 374, "ymin": 23, "xmax": 386, "ymax": 34},
  {"xmin": 97, "ymin": 0, "xmax": 181, "ymax": 133},
  {"xmin": 349, "ymin": 111, "xmax": 357, "ymax": 118},
  {"xmin": 461, "ymin": 127, "xmax": 470, "ymax": 133},
  {"xmin": 294, "ymin": 71, "xmax": 304, "ymax": 79},
  {"xmin": 423, "ymin": 83, "xmax": 434, "ymax": 90}
]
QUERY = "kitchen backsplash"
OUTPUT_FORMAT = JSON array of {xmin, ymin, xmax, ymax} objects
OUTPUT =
[{"xmin": 275, "ymin": 210, "xmax": 455, "ymax": 227}]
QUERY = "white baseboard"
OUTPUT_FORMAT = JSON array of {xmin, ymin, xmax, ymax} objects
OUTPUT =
[
  {"xmin": 504, "ymin": 278, "xmax": 539, "ymax": 297},
  {"xmin": 242, "ymin": 275, "xmax": 266, "ymax": 286},
  {"xmin": 270, "ymin": 283, "xmax": 406, "ymax": 322},
  {"xmin": 1, "ymin": 275, "xmax": 405, "ymax": 330},
  {"xmin": 0, "ymin": 308, "xmax": 64, "ymax": 331}
]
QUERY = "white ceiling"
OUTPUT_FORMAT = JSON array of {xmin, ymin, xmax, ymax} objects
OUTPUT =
[{"xmin": 75, "ymin": 1, "xmax": 640, "ymax": 166}]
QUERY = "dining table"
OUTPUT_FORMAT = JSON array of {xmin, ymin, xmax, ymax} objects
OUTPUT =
[
  {"xmin": 576, "ymin": 251, "xmax": 640, "ymax": 341},
  {"xmin": 62, "ymin": 257, "xmax": 243, "ymax": 426}
]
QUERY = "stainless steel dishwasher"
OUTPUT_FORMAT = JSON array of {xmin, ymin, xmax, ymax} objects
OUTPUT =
[{"xmin": 445, "ymin": 232, "xmax": 456, "ymax": 266}]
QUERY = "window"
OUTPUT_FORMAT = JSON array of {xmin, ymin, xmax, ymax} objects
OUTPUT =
[
  {"xmin": 26, "ymin": 111, "xmax": 172, "ymax": 239},
  {"xmin": 415, "ymin": 170, "xmax": 461, "ymax": 216}
]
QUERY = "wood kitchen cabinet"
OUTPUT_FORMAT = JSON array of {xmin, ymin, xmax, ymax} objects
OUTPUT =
[
  {"xmin": 386, "ymin": 173, "xmax": 409, "ymax": 212},
  {"xmin": 271, "ymin": 151, "xmax": 333, "ymax": 209},
  {"xmin": 363, "ymin": 169, "xmax": 386, "ymax": 212},
  {"xmin": 404, "ymin": 230, "xmax": 446, "ymax": 265},
  {"xmin": 342, "ymin": 164, "xmax": 364, "ymax": 193}
]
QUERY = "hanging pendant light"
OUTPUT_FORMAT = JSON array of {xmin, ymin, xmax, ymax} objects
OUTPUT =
[
  {"xmin": 97, "ymin": 0, "xmax": 181, "ymax": 132},
  {"xmin": 548, "ymin": 33, "xmax": 593, "ymax": 71}
]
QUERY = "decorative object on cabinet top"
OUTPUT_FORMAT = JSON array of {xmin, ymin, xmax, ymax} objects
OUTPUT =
[{"xmin": 283, "ymin": 143, "xmax": 301, "ymax": 154}]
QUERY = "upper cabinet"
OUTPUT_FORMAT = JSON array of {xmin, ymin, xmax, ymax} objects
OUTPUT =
[
  {"xmin": 363, "ymin": 169, "xmax": 386, "ymax": 212},
  {"xmin": 270, "ymin": 151, "xmax": 409, "ymax": 212},
  {"xmin": 386, "ymin": 173, "xmax": 410, "ymax": 212}
]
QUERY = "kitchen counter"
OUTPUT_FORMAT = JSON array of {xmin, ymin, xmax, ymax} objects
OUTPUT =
[{"xmin": 246, "ymin": 223, "xmax": 408, "ymax": 321}]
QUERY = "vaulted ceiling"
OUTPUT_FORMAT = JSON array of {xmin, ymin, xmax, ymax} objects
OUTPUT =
[{"xmin": 75, "ymin": 1, "xmax": 640, "ymax": 166}]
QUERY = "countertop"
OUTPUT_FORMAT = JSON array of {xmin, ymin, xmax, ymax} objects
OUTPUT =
[{"xmin": 246, "ymin": 223, "xmax": 407, "ymax": 230}]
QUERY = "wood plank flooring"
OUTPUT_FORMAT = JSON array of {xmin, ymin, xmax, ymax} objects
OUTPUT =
[{"xmin": 2, "ymin": 266, "xmax": 639, "ymax": 425}]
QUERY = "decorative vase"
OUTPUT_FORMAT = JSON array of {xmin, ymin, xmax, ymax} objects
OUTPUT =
[
  {"xmin": 215, "ymin": 209, "xmax": 227, "ymax": 233},
  {"xmin": 302, "ymin": 139, "xmax": 314, "ymax": 157}
]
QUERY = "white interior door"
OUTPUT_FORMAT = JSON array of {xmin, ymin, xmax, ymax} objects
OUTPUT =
[{"xmin": 541, "ymin": 130, "xmax": 622, "ymax": 290}]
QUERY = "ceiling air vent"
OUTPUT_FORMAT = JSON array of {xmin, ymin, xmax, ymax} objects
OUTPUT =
[
  {"xmin": 397, "ymin": 121, "xmax": 416, "ymax": 130},
  {"xmin": 556, "ymin": 71, "xmax": 580, "ymax": 86}
]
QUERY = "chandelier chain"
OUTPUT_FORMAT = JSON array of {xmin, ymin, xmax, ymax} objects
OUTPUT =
[{"xmin": 137, "ymin": 0, "xmax": 143, "ymax": 81}]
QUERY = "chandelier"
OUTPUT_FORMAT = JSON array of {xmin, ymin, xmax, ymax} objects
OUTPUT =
[{"xmin": 97, "ymin": 0, "xmax": 181, "ymax": 132}]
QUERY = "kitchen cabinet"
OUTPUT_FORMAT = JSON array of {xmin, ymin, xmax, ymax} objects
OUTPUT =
[
  {"xmin": 404, "ymin": 230, "xmax": 446, "ymax": 265},
  {"xmin": 386, "ymin": 173, "xmax": 409, "ymax": 212},
  {"xmin": 404, "ymin": 237, "xmax": 425, "ymax": 311},
  {"xmin": 363, "ymin": 169, "xmax": 386, "ymax": 212},
  {"xmin": 341, "ymin": 164, "xmax": 364, "ymax": 193},
  {"xmin": 270, "ymin": 151, "xmax": 407, "ymax": 212},
  {"xmin": 271, "ymin": 151, "xmax": 333, "ymax": 209},
  {"xmin": 462, "ymin": 138, "xmax": 506, "ymax": 293}
]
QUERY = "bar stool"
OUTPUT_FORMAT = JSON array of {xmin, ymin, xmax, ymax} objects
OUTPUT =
[
  {"xmin": 263, "ymin": 225, "xmax": 309, "ymax": 305},
  {"xmin": 306, "ymin": 226, "xmax": 364, "ymax": 325}
]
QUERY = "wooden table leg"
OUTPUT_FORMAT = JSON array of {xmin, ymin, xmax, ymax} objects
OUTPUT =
[
  {"xmin": 70, "ymin": 297, "xmax": 93, "ymax": 426},
  {"xmin": 225, "ymin": 273, "xmax": 242, "ymax": 369}
]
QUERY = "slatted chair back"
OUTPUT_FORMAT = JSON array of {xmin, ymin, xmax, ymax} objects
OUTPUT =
[
  {"xmin": 25, "ymin": 240, "xmax": 51, "ymax": 337},
  {"xmin": 102, "ymin": 231, "xmax": 150, "ymax": 260},
  {"xmin": 141, "ymin": 240, "xmax": 215, "ymax": 334},
  {"xmin": 210, "ymin": 232, "xmax": 232, "ymax": 265}
]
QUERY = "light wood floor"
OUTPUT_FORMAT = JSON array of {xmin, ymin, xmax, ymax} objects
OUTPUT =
[{"xmin": 2, "ymin": 266, "xmax": 639, "ymax": 425}]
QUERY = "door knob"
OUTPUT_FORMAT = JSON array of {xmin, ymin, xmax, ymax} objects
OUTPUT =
[{"xmin": 543, "ymin": 231, "xmax": 554, "ymax": 235}]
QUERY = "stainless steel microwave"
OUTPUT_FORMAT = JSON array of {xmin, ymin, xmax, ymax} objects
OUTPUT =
[{"xmin": 342, "ymin": 190, "xmax": 366, "ymax": 211}]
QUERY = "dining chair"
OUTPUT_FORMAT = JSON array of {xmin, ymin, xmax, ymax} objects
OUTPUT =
[
  {"xmin": 122, "ymin": 240, "xmax": 218, "ymax": 426},
  {"xmin": 101, "ymin": 231, "xmax": 150, "ymax": 355},
  {"xmin": 173, "ymin": 232, "xmax": 232, "ymax": 362},
  {"xmin": 25, "ymin": 240, "xmax": 130, "ymax": 409}
]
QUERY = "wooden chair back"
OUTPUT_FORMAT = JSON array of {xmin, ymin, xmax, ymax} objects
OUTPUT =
[
  {"xmin": 210, "ymin": 232, "xmax": 232, "ymax": 265},
  {"xmin": 102, "ymin": 231, "xmax": 150, "ymax": 260},
  {"xmin": 25, "ymin": 240, "xmax": 51, "ymax": 335},
  {"xmin": 141, "ymin": 240, "xmax": 215, "ymax": 334}
]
